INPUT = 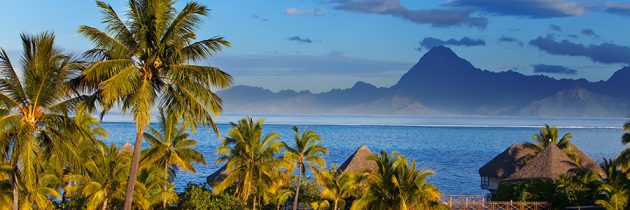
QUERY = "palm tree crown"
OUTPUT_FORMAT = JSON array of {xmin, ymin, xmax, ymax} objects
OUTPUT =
[{"xmin": 215, "ymin": 117, "xmax": 284, "ymax": 210}]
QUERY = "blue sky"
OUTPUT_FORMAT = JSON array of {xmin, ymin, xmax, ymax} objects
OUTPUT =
[{"xmin": 1, "ymin": 0, "xmax": 629, "ymax": 93}]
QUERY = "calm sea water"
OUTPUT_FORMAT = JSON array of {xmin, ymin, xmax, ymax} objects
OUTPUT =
[{"xmin": 102, "ymin": 114, "xmax": 629, "ymax": 195}]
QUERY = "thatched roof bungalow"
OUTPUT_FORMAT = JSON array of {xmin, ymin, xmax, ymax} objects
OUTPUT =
[
  {"xmin": 206, "ymin": 165, "xmax": 232, "ymax": 185},
  {"xmin": 118, "ymin": 142, "xmax": 134, "ymax": 155},
  {"xmin": 479, "ymin": 143, "xmax": 604, "ymax": 193},
  {"xmin": 336, "ymin": 145, "xmax": 378, "ymax": 176},
  {"xmin": 478, "ymin": 144, "xmax": 535, "ymax": 191},
  {"xmin": 504, "ymin": 144, "xmax": 580, "ymax": 182}
]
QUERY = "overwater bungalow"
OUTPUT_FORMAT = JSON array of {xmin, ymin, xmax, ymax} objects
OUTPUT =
[
  {"xmin": 336, "ymin": 145, "xmax": 378, "ymax": 176},
  {"xmin": 479, "ymin": 143, "xmax": 604, "ymax": 193}
]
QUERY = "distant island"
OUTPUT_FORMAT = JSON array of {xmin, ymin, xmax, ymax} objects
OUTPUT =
[{"xmin": 219, "ymin": 46, "xmax": 630, "ymax": 117}]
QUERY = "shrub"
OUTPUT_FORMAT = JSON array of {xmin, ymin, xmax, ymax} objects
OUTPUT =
[{"xmin": 177, "ymin": 183, "xmax": 243, "ymax": 210}]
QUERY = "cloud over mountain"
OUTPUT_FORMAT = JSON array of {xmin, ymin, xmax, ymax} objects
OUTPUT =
[
  {"xmin": 529, "ymin": 34, "xmax": 630, "ymax": 64},
  {"xmin": 448, "ymin": 0, "xmax": 586, "ymax": 18},
  {"xmin": 533, "ymin": 64, "xmax": 578, "ymax": 75},
  {"xmin": 605, "ymin": 2, "xmax": 630, "ymax": 16},
  {"xmin": 331, "ymin": 0, "xmax": 487, "ymax": 28},
  {"xmin": 419, "ymin": 37, "xmax": 485, "ymax": 50}
]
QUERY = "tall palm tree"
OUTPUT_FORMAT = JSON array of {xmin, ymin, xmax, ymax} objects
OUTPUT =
[
  {"xmin": 351, "ymin": 151, "xmax": 441, "ymax": 210},
  {"xmin": 77, "ymin": 1, "xmax": 232, "ymax": 208},
  {"xmin": 215, "ymin": 117, "xmax": 283, "ymax": 210},
  {"xmin": 0, "ymin": 32, "xmax": 83, "ymax": 210},
  {"xmin": 283, "ymin": 126, "xmax": 327, "ymax": 210},
  {"xmin": 595, "ymin": 158, "xmax": 629, "ymax": 210},
  {"xmin": 141, "ymin": 108, "xmax": 205, "ymax": 208},
  {"xmin": 312, "ymin": 167, "xmax": 358, "ymax": 210}
]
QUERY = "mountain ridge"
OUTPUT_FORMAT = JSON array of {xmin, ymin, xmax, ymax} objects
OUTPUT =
[{"xmin": 218, "ymin": 46, "xmax": 630, "ymax": 117}]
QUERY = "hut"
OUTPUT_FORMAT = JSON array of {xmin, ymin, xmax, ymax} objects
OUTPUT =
[
  {"xmin": 118, "ymin": 142, "xmax": 134, "ymax": 155},
  {"xmin": 478, "ymin": 144, "xmax": 536, "ymax": 192},
  {"xmin": 206, "ymin": 165, "xmax": 232, "ymax": 185},
  {"xmin": 479, "ymin": 143, "xmax": 604, "ymax": 193},
  {"xmin": 336, "ymin": 145, "xmax": 378, "ymax": 176}
]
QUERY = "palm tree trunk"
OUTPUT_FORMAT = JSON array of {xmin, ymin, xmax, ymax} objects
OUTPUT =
[
  {"xmin": 12, "ymin": 170, "xmax": 18, "ymax": 210},
  {"xmin": 293, "ymin": 167, "xmax": 302, "ymax": 210},
  {"xmin": 334, "ymin": 199, "xmax": 338, "ymax": 210},
  {"xmin": 101, "ymin": 198, "xmax": 108, "ymax": 210},
  {"xmin": 123, "ymin": 124, "xmax": 145, "ymax": 210},
  {"xmin": 252, "ymin": 195, "xmax": 257, "ymax": 210},
  {"xmin": 163, "ymin": 162, "xmax": 168, "ymax": 209}
]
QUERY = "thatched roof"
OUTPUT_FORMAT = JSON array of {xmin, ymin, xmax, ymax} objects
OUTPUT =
[
  {"xmin": 504, "ymin": 143, "xmax": 580, "ymax": 181},
  {"xmin": 479, "ymin": 144, "xmax": 536, "ymax": 178},
  {"xmin": 206, "ymin": 165, "xmax": 232, "ymax": 185},
  {"xmin": 118, "ymin": 142, "xmax": 134, "ymax": 155},
  {"xmin": 336, "ymin": 145, "xmax": 378, "ymax": 176},
  {"xmin": 568, "ymin": 143, "xmax": 605, "ymax": 177}
]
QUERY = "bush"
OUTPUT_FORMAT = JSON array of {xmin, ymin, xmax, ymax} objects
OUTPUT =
[
  {"xmin": 493, "ymin": 174, "xmax": 600, "ymax": 209},
  {"xmin": 290, "ymin": 176, "xmax": 322, "ymax": 207},
  {"xmin": 177, "ymin": 183, "xmax": 244, "ymax": 210}
]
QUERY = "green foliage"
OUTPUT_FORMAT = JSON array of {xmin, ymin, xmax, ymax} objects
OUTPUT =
[
  {"xmin": 290, "ymin": 175, "xmax": 322, "ymax": 207},
  {"xmin": 178, "ymin": 183, "xmax": 243, "ymax": 210},
  {"xmin": 351, "ymin": 151, "xmax": 442, "ymax": 210},
  {"xmin": 493, "ymin": 179, "xmax": 555, "ymax": 202},
  {"xmin": 596, "ymin": 158, "xmax": 630, "ymax": 210},
  {"xmin": 494, "ymin": 174, "xmax": 599, "ymax": 209}
]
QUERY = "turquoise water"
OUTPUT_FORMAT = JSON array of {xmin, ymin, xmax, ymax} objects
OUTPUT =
[{"xmin": 102, "ymin": 114, "xmax": 628, "ymax": 195}]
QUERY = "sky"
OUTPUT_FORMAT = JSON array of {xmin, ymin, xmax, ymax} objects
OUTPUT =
[{"xmin": 0, "ymin": 0, "xmax": 629, "ymax": 93}]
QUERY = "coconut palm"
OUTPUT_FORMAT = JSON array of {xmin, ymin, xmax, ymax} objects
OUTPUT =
[
  {"xmin": 524, "ymin": 124, "xmax": 573, "ymax": 152},
  {"xmin": 135, "ymin": 166, "xmax": 178, "ymax": 209},
  {"xmin": 595, "ymin": 158, "xmax": 630, "ymax": 210},
  {"xmin": 263, "ymin": 169, "xmax": 293, "ymax": 210},
  {"xmin": 77, "ymin": 1, "xmax": 232, "ymax": 208},
  {"xmin": 283, "ymin": 126, "xmax": 327, "ymax": 210},
  {"xmin": 312, "ymin": 167, "xmax": 358, "ymax": 210},
  {"xmin": 351, "ymin": 151, "xmax": 441, "ymax": 210},
  {"xmin": 0, "ymin": 32, "xmax": 83, "ymax": 210},
  {"xmin": 141, "ymin": 108, "xmax": 205, "ymax": 208},
  {"xmin": 215, "ymin": 117, "xmax": 283, "ymax": 210},
  {"xmin": 64, "ymin": 143, "xmax": 130, "ymax": 210},
  {"xmin": 524, "ymin": 125, "xmax": 578, "ymax": 164}
]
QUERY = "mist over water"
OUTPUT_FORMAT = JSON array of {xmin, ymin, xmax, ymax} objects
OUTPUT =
[{"xmin": 102, "ymin": 115, "xmax": 627, "ymax": 195}]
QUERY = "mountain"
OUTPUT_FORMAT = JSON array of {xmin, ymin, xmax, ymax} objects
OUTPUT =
[{"xmin": 218, "ymin": 46, "xmax": 630, "ymax": 117}]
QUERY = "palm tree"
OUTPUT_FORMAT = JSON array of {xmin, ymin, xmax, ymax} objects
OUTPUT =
[
  {"xmin": 524, "ymin": 125, "xmax": 578, "ymax": 163},
  {"xmin": 312, "ymin": 167, "xmax": 358, "ymax": 210},
  {"xmin": 524, "ymin": 124, "xmax": 573, "ymax": 152},
  {"xmin": 283, "ymin": 126, "xmax": 328, "ymax": 210},
  {"xmin": 135, "ymin": 166, "xmax": 178, "ymax": 209},
  {"xmin": 215, "ymin": 117, "xmax": 283, "ymax": 210},
  {"xmin": 352, "ymin": 151, "xmax": 441, "ymax": 210},
  {"xmin": 141, "ymin": 108, "xmax": 205, "ymax": 208},
  {"xmin": 64, "ymin": 143, "xmax": 130, "ymax": 210},
  {"xmin": 595, "ymin": 158, "xmax": 629, "ymax": 210},
  {"xmin": 263, "ymin": 169, "xmax": 293, "ymax": 210},
  {"xmin": 0, "ymin": 32, "xmax": 83, "ymax": 210},
  {"xmin": 77, "ymin": 1, "xmax": 232, "ymax": 208}
]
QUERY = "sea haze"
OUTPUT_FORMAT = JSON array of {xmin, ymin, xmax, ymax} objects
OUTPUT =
[{"xmin": 102, "ymin": 115, "xmax": 627, "ymax": 195}]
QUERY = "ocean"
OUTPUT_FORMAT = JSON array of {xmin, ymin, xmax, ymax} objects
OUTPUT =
[{"xmin": 102, "ymin": 114, "xmax": 629, "ymax": 195}]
